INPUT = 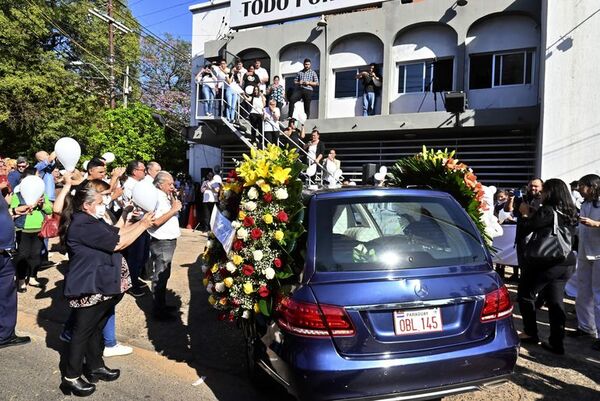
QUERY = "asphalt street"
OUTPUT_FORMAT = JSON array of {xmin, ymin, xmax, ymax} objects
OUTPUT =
[{"xmin": 1, "ymin": 230, "xmax": 599, "ymax": 401}]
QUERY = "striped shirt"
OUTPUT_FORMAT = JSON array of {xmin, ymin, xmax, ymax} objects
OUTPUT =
[{"xmin": 296, "ymin": 69, "xmax": 319, "ymax": 91}]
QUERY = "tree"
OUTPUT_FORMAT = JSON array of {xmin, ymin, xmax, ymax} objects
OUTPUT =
[
  {"xmin": 86, "ymin": 102, "xmax": 187, "ymax": 172},
  {"xmin": 0, "ymin": 0, "xmax": 140, "ymax": 157},
  {"xmin": 139, "ymin": 34, "xmax": 191, "ymax": 131}
]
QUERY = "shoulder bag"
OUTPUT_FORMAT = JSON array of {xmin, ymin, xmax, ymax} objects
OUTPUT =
[{"xmin": 524, "ymin": 209, "xmax": 572, "ymax": 267}]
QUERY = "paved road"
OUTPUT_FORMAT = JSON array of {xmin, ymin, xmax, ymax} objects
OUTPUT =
[{"xmin": 3, "ymin": 230, "xmax": 599, "ymax": 400}]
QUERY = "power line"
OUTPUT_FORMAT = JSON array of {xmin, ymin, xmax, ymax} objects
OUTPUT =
[{"xmin": 146, "ymin": 11, "xmax": 190, "ymax": 28}]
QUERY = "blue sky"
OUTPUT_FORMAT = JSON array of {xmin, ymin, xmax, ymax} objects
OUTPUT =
[{"xmin": 128, "ymin": 0, "xmax": 208, "ymax": 40}]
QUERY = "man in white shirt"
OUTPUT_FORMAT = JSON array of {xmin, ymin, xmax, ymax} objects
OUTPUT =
[
  {"xmin": 143, "ymin": 161, "xmax": 161, "ymax": 184},
  {"xmin": 122, "ymin": 160, "xmax": 149, "ymax": 297},
  {"xmin": 254, "ymin": 59, "xmax": 269, "ymax": 94},
  {"xmin": 148, "ymin": 171, "xmax": 182, "ymax": 320}
]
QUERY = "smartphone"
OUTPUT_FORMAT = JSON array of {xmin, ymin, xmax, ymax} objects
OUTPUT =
[{"xmin": 514, "ymin": 189, "xmax": 523, "ymax": 198}]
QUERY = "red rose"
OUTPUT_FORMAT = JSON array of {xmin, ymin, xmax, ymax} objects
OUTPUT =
[
  {"xmin": 263, "ymin": 193, "xmax": 273, "ymax": 203},
  {"xmin": 276, "ymin": 210, "xmax": 288, "ymax": 223},
  {"xmin": 273, "ymin": 258, "xmax": 282, "ymax": 269},
  {"xmin": 243, "ymin": 216, "xmax": 255, "ymax": 227},
  {"xmin": 251, "ymin": 228, "xmax": 263, "ymax": 240},
  {"xmin": 242, "ymin": 264, "xmax": 254, "ymax": 276},
  {"xmin": 228, "ymin": 313, "xmax": 235, "ymax": 322},
  {"xmin": 258, "ymin": 285, "xmax": 270, "ymax": 298},
  {"xmin": 217, "ymin": 313, "xmax": 227, "ymax": 321},
  {"xmin": 228, "ymin": 170, "xmax": 238, "ymax": 179},
  {"xmin": 233, "ymin": 240, "xmax": 244, "ymax": 251}
]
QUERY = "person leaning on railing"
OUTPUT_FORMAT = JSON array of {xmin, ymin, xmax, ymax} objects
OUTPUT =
[
  {"xmin": 263, "ymin": 99, "xmax": 281, "ymax": 145},
  {"xmin": 195, "ymin": 64, "xmax": 216, "ymax": 117}
]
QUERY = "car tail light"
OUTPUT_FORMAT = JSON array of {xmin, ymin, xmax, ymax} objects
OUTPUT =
[
  {"xmin": 480, "ymin": 285, "xmax": 513, "ymax": 322},
  {"xmin": 276, "ymin": 297, "xmax": 355, "ymax": 337}
]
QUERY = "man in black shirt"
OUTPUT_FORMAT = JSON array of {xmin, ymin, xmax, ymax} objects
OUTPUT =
[{"xmin": 356, "ymin": 63, "xmax": 381, "ymax": 116}]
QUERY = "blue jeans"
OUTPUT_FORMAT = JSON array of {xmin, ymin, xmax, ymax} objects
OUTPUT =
[
  {"xmin": 202, "ymin": 85, "xmax": 215, "ymax": 115},
  {"xmin": 225, "ymin": 87, "xmax": 238, "ymax": 122},
  {"xmin": 363, "ymin": 91, "xmax": 376, "ymax": 116}
]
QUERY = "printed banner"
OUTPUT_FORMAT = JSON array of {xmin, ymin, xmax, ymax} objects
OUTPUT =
[
  {"xmin": 230, "ymin": 0, "xmax": 385, "ymax": 29},
  {"xmin": 210, "ymin": 207, "xmax": 236, "ymax": 254}
]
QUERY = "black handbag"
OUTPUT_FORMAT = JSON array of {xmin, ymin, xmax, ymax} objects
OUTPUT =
[{"xmin": 524, "ymin": 209, "xmax": 573, "ymax": 267}]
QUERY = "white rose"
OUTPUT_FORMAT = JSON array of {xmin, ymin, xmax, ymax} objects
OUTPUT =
[
  {"xmin": 237, "ymin": 227, "xmax": 249, "ymax": 240},
  {"xmin": 253, "ymin": 250, "xmax": 264, "ymax": 261},
  {"xmin": 264, "ymin": 267, "xmax": 275, "ymax": 280},
  {"xmin": 226, "ymin": 262, "xmax": 237, "ymax": 273},
  {"xmin": 206, "ymin": 240, "xmax": 214, "ymax": 249},
  {"xmin": 247, "ymin": 187, "xmax": 259, "ymax": 200},
  {"xmin": 275, "ymin": 188, "xmax": 288, "ymax": 200},
  {"xmin": 206, "ymin": 283, "xmax": 214, "ymax": 294},
  {"xmin": 242, "ymin": 310, "xmax": 251, "ymax": 319},
  {"xmin": 215, "ymin": 282, "xmax": 226, "ymax": 293},
  {"xmin": 231, "ymin": 221, "xmax": 241, "ymax": 229},
  {"xmin": 244, "ymin": 201, "xmax": 257, "ymax": 211}
]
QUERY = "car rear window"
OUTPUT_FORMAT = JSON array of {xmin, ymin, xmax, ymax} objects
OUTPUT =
[{"xmin": 314, "ymin": 196, "xmax": 488, "ymax": 271}]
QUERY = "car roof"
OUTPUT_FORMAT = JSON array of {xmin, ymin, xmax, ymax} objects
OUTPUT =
[{"xmin": 302, "ymin": 186, "xmax": 453, "ymax": 202}]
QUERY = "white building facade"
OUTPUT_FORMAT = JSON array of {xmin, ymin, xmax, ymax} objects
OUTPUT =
[{"xmin": 187, "ymin": 0, "xmax": 600, "ymax": 187}]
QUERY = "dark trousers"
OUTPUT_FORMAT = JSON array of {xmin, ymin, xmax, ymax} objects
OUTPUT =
[
  {"xmin": 123, "ymin": 232, "xmax": 150, "ymax": 289},
  {"xmin": 517, "ymin": 264, "xmax": 573, "ymax": 348},
  {"xmin": 201, "ymin": 202, "xmax": 215, "ymax": 232},
  {"xmin": 15, "ymin": 231, "xmax": 43, "ymax": 280},
  {"xmin": 0, "ymin": 253, "xmax": 17, "ymax": 342},
  {"xmin": 65, "ymin": 296, "xmax": 121, "ymax": 378},
  {"xmin": 149, "ymin": 239, "xmax": 177, "ymax": 310},
  {"xmin": 249, "ymin": 113, "xmax": 262, "ymax": 143},
  {"xmin": 288, "ymin": 88, "xmax": 313, "ymax": 119}
]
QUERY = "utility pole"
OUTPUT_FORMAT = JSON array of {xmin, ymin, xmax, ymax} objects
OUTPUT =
[
  {"xmin": 108, "ymin": 0, "xmax": 115, "ymax": 108},
  {"xmin": 123, "ymin": 65, "xmax": 130, "ymax": 108},
  {"xmin": 88, "ymin": 6, "xmax": 131, "ymax": 107}
]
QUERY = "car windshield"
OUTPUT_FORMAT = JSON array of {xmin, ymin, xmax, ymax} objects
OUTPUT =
[{"xmin": 315, "ymin": 196, "xmax": 487, "ymax": 271}]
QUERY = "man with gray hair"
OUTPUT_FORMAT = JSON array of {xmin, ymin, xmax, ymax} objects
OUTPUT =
[
  {"xmin": 143, "ymin": 161, "xmax": 161, "ymax": 184},
  {"xmin": 147, "ymin": 171, "xmax": 182, "ymax": 320}
]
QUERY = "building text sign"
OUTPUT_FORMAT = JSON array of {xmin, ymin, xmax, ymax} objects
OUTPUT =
[{"xmin": 230, "ymin": 0, "xmax": 384, "ymax": 29}]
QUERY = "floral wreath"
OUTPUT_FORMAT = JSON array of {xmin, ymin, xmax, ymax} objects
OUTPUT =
[
  {"xmin": 202, "ymin": 145, "xmax": 305, "ymax": 321},
  {"xmin": 387, "ymin": 146, "xmax": 491, "ymax": 246}
]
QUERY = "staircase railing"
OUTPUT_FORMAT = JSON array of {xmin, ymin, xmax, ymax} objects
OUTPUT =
[{"xmin": 195, "ymin": 78, "xmax": 341, "ymax": 187}]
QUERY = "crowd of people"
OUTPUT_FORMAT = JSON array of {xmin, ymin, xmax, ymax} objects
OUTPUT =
[
  {"xmin": 0, "ymin": 153, "xmax": 221, "ymax": 396},
  {"xmin": 490, "ymin": 176, "xmax": 600, "ymax": 355}
]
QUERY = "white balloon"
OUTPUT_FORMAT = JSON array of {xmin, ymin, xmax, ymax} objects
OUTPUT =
[
  {"xmin": 132, "ymin": 180, "xmax": 159, "ymax": 212},
  {"xmin": 102, "ymin": 152, "xmax": 115, "ymax": 163},
  {"xmin": 334, "ymin": 169, "xmax": 343, "ymax": 180},
  {"xmin": 379, "ymin": 166, "xmax": 388, "ymax": 175},
  {"xmin": 54, "ymin": 137, "xmax": 81, "ymax": 172},
  {"xmin": 82, "ymin": 160, "xmax": 89, "ymax": 171},
  {"xmin": 20, "ymin": 175, "xmax": 45, "ymax": 205},
  {"xmin": 306, "ymin": 163, "xmax": 317, "ymax": 177}
]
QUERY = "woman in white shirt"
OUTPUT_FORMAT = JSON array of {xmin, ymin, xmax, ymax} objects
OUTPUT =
[
  {"xmin": 572, "ymin": 174, "xmax": 600, "ymax": 350},
  {"xmin": 200, "ymin": 171, "xmax": 220, "ymax": 233},
  {"xmin": 244, "ymin": 86, "xmax": 265, "ymax": 145},
  {"xmin": 263, "ymin": 99, "xmax": 280, "ymax": 145}
]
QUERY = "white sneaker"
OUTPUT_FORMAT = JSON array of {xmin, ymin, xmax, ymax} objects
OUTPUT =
[
  {"xmin": 103, "ymin": 343, "xmax": 133, "ymax": 357},
  {"xmin": 28, "ymin": 277, "xmax": 40, "ymax": 287}
]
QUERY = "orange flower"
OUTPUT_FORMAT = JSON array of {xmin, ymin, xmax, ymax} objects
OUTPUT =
[
  {"xmin": 455, "ymin": 163, "xmax": 467, "ymax": 171},
  {"xmin": 464, "ymin": 172, "xmax": 478, "ymax": 189},
  {"xmin": 446, "ymin": 158, "xmax": 457, "ymax": 170}
]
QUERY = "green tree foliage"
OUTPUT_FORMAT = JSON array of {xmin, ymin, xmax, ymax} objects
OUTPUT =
[{"xmin": 87, "ymin": 102, "xmax": 187, "ymax": 172}]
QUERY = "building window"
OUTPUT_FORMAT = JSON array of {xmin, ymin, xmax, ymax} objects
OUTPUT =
[
  {"xmin": 470, "ymin": 50, "xmax": 534, "ymax": 89},
  {"xmin": 334, "ymin": 69, "xmax": 362, "ymax": 98},
  {"xmin": 284, "ymin": 72, "xmax": 320, "ymax": 100},
  {"xmin": 398, "ymin": 59, "xmax": 453, "ymax": 94}
]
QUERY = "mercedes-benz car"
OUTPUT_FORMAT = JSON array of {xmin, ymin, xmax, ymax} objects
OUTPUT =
[{"xmin": 245, "ymin": 187, "xmax": 518, "ymax": 401}]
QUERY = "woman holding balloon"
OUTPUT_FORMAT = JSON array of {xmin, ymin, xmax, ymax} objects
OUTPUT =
[
  {"xmin": 10, "ymin": 169, "xmax": 52, "ymax": 291},
  {"xmin": 59, "ymin": 180, "xmax": 154, "ymax": 396}
]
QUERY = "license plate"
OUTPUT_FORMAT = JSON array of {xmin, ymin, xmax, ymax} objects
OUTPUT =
[{"xmin": 393, "ymin": 308, "xmax": 443, "ymax": 335}]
